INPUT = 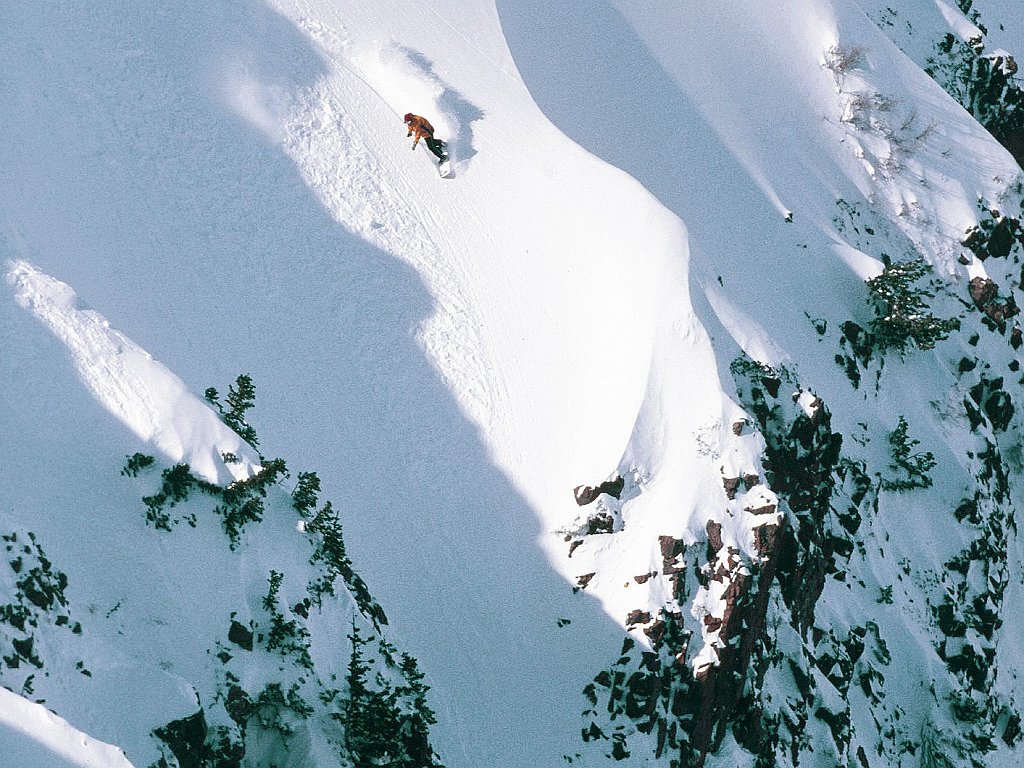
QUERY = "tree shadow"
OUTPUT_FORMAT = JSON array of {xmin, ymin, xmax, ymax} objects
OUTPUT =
[{"xmin": 0, "ymin": 2, "xmax": 620, "ymax": 766}]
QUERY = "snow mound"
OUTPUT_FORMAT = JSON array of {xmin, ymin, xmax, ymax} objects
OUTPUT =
[
  {"xmin": 0, "ymin": 686, "xmax": 135, "ymax": 768},
  {"xmin": 6, "ymin": 260, "xmax": 259, "ymax": 485}
]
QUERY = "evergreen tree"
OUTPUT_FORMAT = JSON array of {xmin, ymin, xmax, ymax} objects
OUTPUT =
[
  {"xmin": 866, "ymin": 257, "xmax": 959, "ymax": 353},
  {"xmin": 292, "ymin": 471, "xmax": 321, "ymax": 516},
  {"xmin": 395, "ymin": 653, "xmax": 442, "ymax": 767},
  {"xmin": 307, "ymin": 503, "xmax": 388, "ymax": 628},
  {"xmin": 263, "ymin": 570, "xmax": 283, "ymax": 611},
  {"xmin": 206, "ymin": 375, "xmax": 260, "ymax": 447},
  {"xmin": 343, "ymin": 625, "xmax": 401, "ymax": 767},
  {"xmin": 224, "ymin": 374, "xmax": 259, "ymax": 447}
]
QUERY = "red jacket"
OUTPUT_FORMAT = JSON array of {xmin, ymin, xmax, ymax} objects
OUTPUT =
[{"xmin": 404, "ymin": 114, "xmax": 434, "ymax": 148}]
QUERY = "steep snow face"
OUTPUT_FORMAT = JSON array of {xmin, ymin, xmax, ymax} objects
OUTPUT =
[
  {"xmin": 498, "ymin": 0, "xmax": 1024, "ymax": 766},
  {"xmin": 0, "ymin": 686, "xmax": 134, "ymax": 768},
  {"xmin": 0, "ymin": 1, "xmax": 700, "ymax": 765},
  {"xmin": 3, "ymin": 0, "xmax": 1024, "ymax": 767}
]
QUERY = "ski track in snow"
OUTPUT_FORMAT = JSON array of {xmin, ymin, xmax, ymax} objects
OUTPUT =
[{"xmin": 279, "ymin": 26, "xmax": 506, "ymax": 438}]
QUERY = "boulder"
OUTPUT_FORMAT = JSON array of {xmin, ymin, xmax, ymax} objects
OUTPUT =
[
  {"xmin": 228, "ymin": 620, "xmax": 253, "ymax": 651},
  {"xmin": 626, "ymin": 609, "xmax": 652, "ymax": 626},
  {"xmin": 153, "ymin": 710, "xmax": 208, "ymax": 768},
  {"xmin": 970, "ymin": 276, "xmax": 998, "ymax": 307},
  {"xmin": 574, "ymin": 476, "xmax": 625, "ymax": 506}
]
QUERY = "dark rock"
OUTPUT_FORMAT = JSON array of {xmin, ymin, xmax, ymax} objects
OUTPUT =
[
  {"xmin": 574, "ymin": 476, "xmax": 625, "ymax": 506},
  {"xmin": 626, "ymin": 609, "xmax": 652, "ymax": 626},
  {"xmin": 722, "ymin": 476, "xmax": 741, "ymax": 499},
  {"xmin": 224, "ymin": 684, "xmax": 253, "ymax": 726},
  {"xmin": 970, "ymin": 276, "xmax": 999, "ymax": 307},
  {"xmin": 659, "ymin": 535, "xmax": 684, "ymax": 560},
  {"xmin": 986, "ymin": 299, "xmax": 1020, "ymax": 324},
  {"xmin": 625, "ymin": 671, "xmax": 660, "ymax": 719},
  {"xmin": 633, "ymin": 572, "xmax": 656, "ymax": 584},
  {"xmin": 761, "ymin": 376, "xmax": 782, "ymax": 398},
  {"xmin": 1004, "ymin": 713, "xmax": 1022, "ymax": 746},
  {"xmin": 753, "ymin": 523, "xmax": 780, "ymax": 558},
  {"xmin": 984, "ymin": 390, "xmax": 1014, "ymax": 432},
  {"xmin": 742, "ymin": 474, "xmax": 759, "ymax": 490},
  {"xmin": 575, "ymin": 572, "xmax": 595, "ymax": 591},
  {"xmin": 568, "ymin": 539, "xmax": 584, "ymax": 558},
  {"xmin": 1012, "ymin": 326, "xmax": 1022, "ymax": 350},
  {"xmin": 745, "ymin": 503, "xmax": 777, "ymax": 516},
  {"xmin": 574, "ymin": 485, "xmax": 599, "ymax": 505},
  {"xmin": 586, "ymin": 512, "xmax": 615, "ymax": 535},
  {"xmin": 706, "ymin": 521, "xmax": 724, "ymax": 554},
  {"xmin": 643, "ymin": 619, "xmax": 667, "ymax": 645},
  {"xmin": 659, "ymin": 536, "xmax": 686, "ymax": 575},
  {"xmin": 153, "ymin": 710, "xmax": 208, "ymax": 768},
  {"xmin": 703, "ymin": 615, "xmax": 723, "ymax": 632},
  {"xmin": 228, "ymin": 620, "xmax": 253, "ymax": 651},
  {"xmin": 988, "ymin": 216, "xmax": 1020, "ymax": 259}
]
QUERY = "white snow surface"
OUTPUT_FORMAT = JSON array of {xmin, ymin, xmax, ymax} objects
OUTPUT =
[
  {"xmin": 2, "ymin": 0, "xmax": 1023, "ymax": 766},
  {"xmin": 0, "ymin": 686, "xmax": 135, "ymax": 768}
]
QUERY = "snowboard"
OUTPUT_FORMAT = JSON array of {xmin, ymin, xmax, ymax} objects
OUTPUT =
[{"xmin": 436, "ymin": 140, "xmax": 452, "ymax": 178}]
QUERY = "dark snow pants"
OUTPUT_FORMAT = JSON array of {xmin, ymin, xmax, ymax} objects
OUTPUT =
[{"xmin": 424, "ymin": 137, "xmax": 447, "ymax": 161}]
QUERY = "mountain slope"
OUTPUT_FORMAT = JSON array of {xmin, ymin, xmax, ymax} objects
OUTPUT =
[{"xmin": 3, "ymin": 0, "xmax": 1024, "ymax": 766}]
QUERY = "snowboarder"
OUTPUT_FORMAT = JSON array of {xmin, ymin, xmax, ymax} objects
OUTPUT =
[{"xmin": 403, "ymin": 113, "xmax": 448, "ymax": 165}]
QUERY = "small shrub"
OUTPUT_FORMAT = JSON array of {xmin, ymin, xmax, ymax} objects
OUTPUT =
[
  {"xmin": 142, "ymin": 463, "xmax": 211, "ymax": 530},
  {"xmin": 881, "ymin": 416, "xmax": 936, "ymax": 490},
  {"xmin": 121, "ymin": 453, "xmax": 155, "ymax": 477},
  {"xmin": 825, "ymin": 43, "xmax": 868, "ymax": 79},
  {"xmin": 133, "ymin": 454, "xmax": 285, "ymax": 544},
  {"xmin": 259, "ymin": 571, "xmax": 313, "ymax": 668},
  {"xmin": 252, "ymin": 682, "xmax": 313, "ymax": 736},
  {"xmin": 215, "ymin": 458, "xmax": 288, "ymax": 548}
]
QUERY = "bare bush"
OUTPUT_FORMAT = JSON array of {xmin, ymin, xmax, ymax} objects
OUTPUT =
[{"xmin": 825, "ymin": 43, "xmax": 869, "ymax": 84}]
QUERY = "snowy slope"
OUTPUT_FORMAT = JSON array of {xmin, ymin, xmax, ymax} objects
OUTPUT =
[
  {"xmin": 0, "ymin": 686, "xmax": 134, "ymax": 768},
  {"xmin": 3, "ymin": 0, "xmax": 1024, "ymax": 766}
]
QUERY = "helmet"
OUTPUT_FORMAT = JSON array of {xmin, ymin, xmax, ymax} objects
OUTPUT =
[{"xmin": 403, "ymin": 113, "xmax": 413, "ymax": 123}]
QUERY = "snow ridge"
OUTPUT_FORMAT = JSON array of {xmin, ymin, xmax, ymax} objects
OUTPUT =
[
  {"xmin": 6, "ymin": 260, "xmax": 259, "ymax": 485},
  {"xmin": 0, "ymin": 686, "xmax": 134, "ymax": 768}
]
